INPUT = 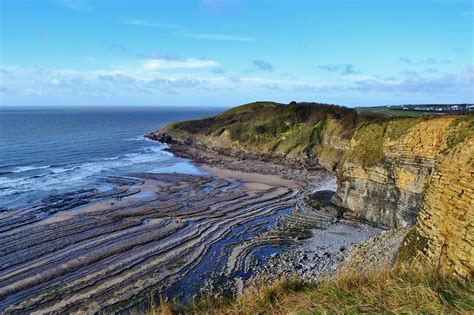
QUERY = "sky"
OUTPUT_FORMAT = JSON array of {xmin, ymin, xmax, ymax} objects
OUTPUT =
[{"xmin": 0, "ymin": 0, "xmax": 473, "ymax": 107}]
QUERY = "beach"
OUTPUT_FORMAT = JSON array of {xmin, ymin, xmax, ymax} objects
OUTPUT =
[{"xmin": 0, "ymin": 142, "xmax": 382, "ymax": 313}]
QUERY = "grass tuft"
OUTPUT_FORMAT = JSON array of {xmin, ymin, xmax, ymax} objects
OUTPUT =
[{"xmin": 169, "ymin": 267, "xmax": 474, "ymax": 314}]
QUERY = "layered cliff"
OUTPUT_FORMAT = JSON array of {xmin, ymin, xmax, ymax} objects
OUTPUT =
[
  {"xmin": 415, "ymin": 120, "xmax": 473, "ymax": 277},
  {"xmin": 148, "ymin": 102, "xmax": 473, "ymax": 277},
  {"xmin": 334, "ymin": 116, "xmax": 460, "ymax": 227},
  {"xmin": 335, "ymin": 115, "xmax": 473, "ymax": 277}
]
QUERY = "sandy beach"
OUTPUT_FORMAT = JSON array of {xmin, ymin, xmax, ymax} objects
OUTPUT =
[{"xmin": 0, "ymin": 153, "xmax": 381, "ymax": 314}]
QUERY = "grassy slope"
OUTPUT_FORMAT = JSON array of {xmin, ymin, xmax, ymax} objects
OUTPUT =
[
  {"xmin": 164, "ymin": 101, "xmax": 381, "ymax": 170},
  {"xmin": 338, "ymin": 114, "xmax": 474, "ymax": 169},
  {"xmin": 162, "ymin": 101, "xmax": 466, "ymax": 170},
  {"xmin": 339, "ymin": 116, "xmax": 426, "ymax": 168},
  {"xmin": 356, "ymin": 107, "xmax": 439, "ymax": 117},
  {"xmin": 162, "ymin": 101, "xmax": 473, "ymax": 175},
  {"xmin": 158, "ymin": 267, "xmax": 473, "ymax": 314}
]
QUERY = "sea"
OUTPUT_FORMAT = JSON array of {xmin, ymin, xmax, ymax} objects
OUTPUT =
[{"xmin": 0, "ymin": 106, "xmax": 223, "ymax": 211}]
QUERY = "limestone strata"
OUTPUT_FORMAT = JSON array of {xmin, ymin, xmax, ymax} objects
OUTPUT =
[
  {"xmin": 335, "ymin": 115, "xmax": 473, "ymax": 277},
  {"xmin": 416, "ymin": 136, "xmax": 474, "ymax": 277},
  {"xmin": 0, "ymin": 173, "xmax": 299, "ymax": 313},
  {"xmin": 335, "ymin": 117, "xmax": 458, "ymax": 228}
]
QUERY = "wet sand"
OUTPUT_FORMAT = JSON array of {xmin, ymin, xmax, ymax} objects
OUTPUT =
[
  {"xmin": 0, "ymin": 153, "xmax": 381, "ymax": 314},
  {"xmin": 0, "ymin": 166, "xmax": 302, "ymax": 313},
  {"xmin": 200, "ymin": 164, "xmax": 299, "ymax": 189}
]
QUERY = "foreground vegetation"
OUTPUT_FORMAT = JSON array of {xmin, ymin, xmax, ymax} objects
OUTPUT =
[{"xmin": 154, "ymin": 267, "xmax": 473, "ymax": 314}]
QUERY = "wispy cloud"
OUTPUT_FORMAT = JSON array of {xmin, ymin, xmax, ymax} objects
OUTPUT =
[
  {"xmin": 401, "ymin": 70, "xmax": 419, "ymax": 78},
  {"xmin": 261, "ymin": 83, "xmax": 283, "ymax": 90},
  {"xmin": 0, "ymin": 68, "xmax": 10, "ymax": 77},
  {"xmin": 187, "ymin": 33, "xmax": 255, "ymax": 42},
  {"xmin": 319, "ymin": 64, "xmax": 360, "ymax": 75},
  {"xmin": 121, "ymin": 19, "xmax": 181, "ymax": 30},
  {"xmin": 461, "ymin": 64, "xmax": 474, "ymax": 83},
  {"xmin": 424, "ymin": 68, "xmax": 438, "ymax": 74},
  {"xmin": 349, "ymin": 74, "xmax": 459, "ymax": 93},
  {"xmin": 398, "ymin": 57, "xmax": 451, "ymax": 65},
  {"xmin": 143, "ymin": 58, "xmax": 219, "ymax": 71},
  {"xmin": 212, "ymin": 68, "xmax": 225, "ymax": 74},
  {"xmin": 398, "ymin": 57, "xmax": 412, "ymax": 63},
  {"xmin": 136, "ymin": 50, "xmax": 185, "ymax": 61},
  {"xmin": 121, "ymin": 19, "xmax": 254, "ymax": 42},
  {"xmin": 3, "ymin": 62, "xmax": 472, "ymax": 106},
  {"xmin": 253, "ymin": 60, "xmax": 274, "ymax": 72},
  {"xmin": 227, "ymin": 76, "xmax": 240, "ymax": 83}
]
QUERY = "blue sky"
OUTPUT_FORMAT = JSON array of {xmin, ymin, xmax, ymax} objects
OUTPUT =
[{"xmin": 0, "ymin": 0, "xmax": 473, "ymax": 107}]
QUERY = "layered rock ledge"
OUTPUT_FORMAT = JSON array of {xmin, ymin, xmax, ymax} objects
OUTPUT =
[{"xmin": 147, "ymin": 102, "xmax": 473, "ymax": 277}]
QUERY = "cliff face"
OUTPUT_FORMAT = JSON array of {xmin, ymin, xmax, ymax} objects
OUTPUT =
[
  {"xmin": 335, "ymin": 115, "xmax": 473, "ymax": 277},
  {"xmin": 334, "ymin": 117, "xmax": 457, "ymax": 228},
  {"xmin": 416, "ymin": 134, "xmax": 473, "ymax": 277},
  {"xmin": 148, "ymin": 103, "xmax": 473, "ymax": 277}
]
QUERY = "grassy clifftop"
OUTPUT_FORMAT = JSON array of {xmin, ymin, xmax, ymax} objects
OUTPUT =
[
  {"xmin": 156, "ymin": 102, "xmax": 473, "ymax": 171},
  {"xmin": 158, "ymin": 101, "xmax": 381, "ymax": 170},
  {"xmin": 159, "ymin": 267, "xmax": 473, "ymax": 314}
]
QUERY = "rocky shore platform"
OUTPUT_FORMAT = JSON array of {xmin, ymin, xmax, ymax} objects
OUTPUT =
[{"xmin": 0, "ymin": 143, "xmax": 383, "ymax": 314}]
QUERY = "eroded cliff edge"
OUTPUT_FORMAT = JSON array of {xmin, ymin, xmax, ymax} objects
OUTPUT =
[
  {"xmin": 147, "ymin": 102, "xmax": 473, "ymax": 277},
  {"xmin": 336, "ymin": 114, "xmax": 473, "ymax": 277}
]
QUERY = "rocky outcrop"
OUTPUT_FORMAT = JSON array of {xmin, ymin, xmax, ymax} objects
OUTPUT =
[
  {"xmin": 416, "ymin": 135, "xmax": 473, "ymax": 277},
  {"xmin": 149, "ymin": 103, "xmax": 473, "ymax": 277},
  {"xmin": 334, "ymin": 117, "xmax": 457, "ymax": 228},
  {"xmin": 335, "ymin": 115, "xmax": 473, "ymax": 277}
]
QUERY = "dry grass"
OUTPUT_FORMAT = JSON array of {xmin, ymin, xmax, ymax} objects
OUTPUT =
[{"xmin": 153, "ymin": 266, "xmax": 473, "ymax": 314}]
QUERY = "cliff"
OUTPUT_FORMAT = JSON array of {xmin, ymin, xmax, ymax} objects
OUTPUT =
[
  {"xmin": 335, "ymin": 116, "xmax": 455, "ymax": 226},
  {"xmin": 336, "ymin": 115, "xmax": 473, "ymax": 277},
  {"xmin": 148, "ymin": 101, "xmax": 379, "ymax": 171},
  {"xmin": 415, "ymin": 121, "xmax": 473, "ymax": 277},
  {"xmin": 148, "ymin": 102, "xmax": 473, "ymax": 277}
]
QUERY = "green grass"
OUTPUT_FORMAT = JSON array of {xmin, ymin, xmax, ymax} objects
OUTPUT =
[
  {"xmin": 356, "ymin": 107, "xmax": 439, "ymax": 117},
  {"xmin": 163, "ymin": 102, "xmax": 470, "ymax": 171},
  {"xmin": 341, "ymin": 117, "xmax": 424, "ymax": 168},
  {"xmin": 217, "ymin": 101, "xmax": 283, "ymax": 117},
  {"xmin": 155, "ymin": 267, "xmax": 473, "ymax": 314},
  {"xmin": 396, "ymin": 227, "xmax": 429, "ymax": 263},
  {"xmin": 163, "ymin": 101, "xmax": 375, "ymax": 167},
  {"xmin": 445, "ymin": 114, "xmax": 474, "ymax": 151}
]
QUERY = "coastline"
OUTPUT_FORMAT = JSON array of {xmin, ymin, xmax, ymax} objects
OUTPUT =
[{"xmin": 0, "ymin": 138, "xmax": 383, "ymax": 314}]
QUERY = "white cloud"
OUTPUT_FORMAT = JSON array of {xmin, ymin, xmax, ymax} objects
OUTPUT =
[
  {"xmin": 51, "ymin": 78, "xmax": 61, "ymax": 86},
  {"xmin": 142, "ymin": 58, "xmax": 219, "ymax": 71},
  {"xmin": 122, "ymin": 19, "xmax": 255, "ymax": 42},
  {"xmin": 121, "ymin": 19, "xmax": 181, "ymax": 29},
  {"xmin": 461, "ymin": 64, "xmax": 474, "ymax": 83},
  {"xmin": 22, "ymin": 88, "xmax": 45, "ymax": 96},
  {"xmin": 2, "ymin": 61, "xmax": 473, "ymax": 106},
  {"xmin": 187, "ymin": 33, "xmax": 256, "ymax": 42}
]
